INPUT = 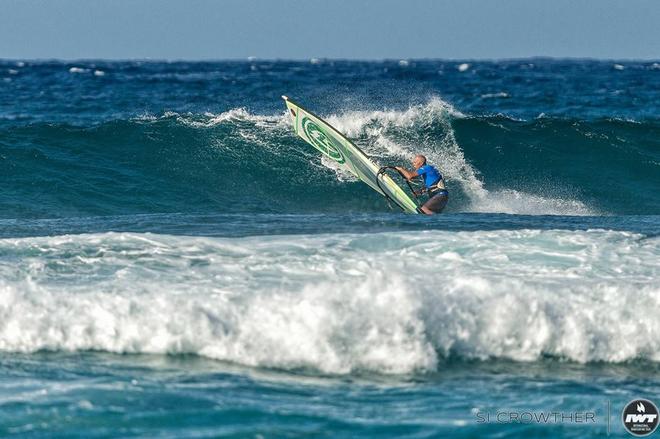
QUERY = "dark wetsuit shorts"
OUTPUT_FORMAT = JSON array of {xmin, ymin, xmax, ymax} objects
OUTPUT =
[{"xmin": 423, "ymin": 190, "xmax": 448, "ymax": 213}]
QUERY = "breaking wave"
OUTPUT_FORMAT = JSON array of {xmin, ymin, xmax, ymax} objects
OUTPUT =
[
  {"xmin": 1, "ymin": 229, "xmax": 658, "ymax": 374},
  {"xmin": 1, "ymin": 98, "xmax": 658, "ymax": 218}
]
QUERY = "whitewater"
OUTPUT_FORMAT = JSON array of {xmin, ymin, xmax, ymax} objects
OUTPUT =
[{"xmin": 1, "ymin": 229, "xmax": 658, "ymax": 372}]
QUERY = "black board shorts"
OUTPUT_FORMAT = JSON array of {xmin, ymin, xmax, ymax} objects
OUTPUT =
[{"xmin": 423, "ymin": 190, "xmax": 448, "ymax": 213}]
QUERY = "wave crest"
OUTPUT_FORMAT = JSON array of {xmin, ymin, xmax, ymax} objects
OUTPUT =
[{"xmin": 1, "ymin": 230, "xmax": 658, "ymax": 373}]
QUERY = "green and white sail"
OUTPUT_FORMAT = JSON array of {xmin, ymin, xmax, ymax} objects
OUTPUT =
[{"xmin": 282, "ymin": 96, "xmax": 420, "ymax": 214}]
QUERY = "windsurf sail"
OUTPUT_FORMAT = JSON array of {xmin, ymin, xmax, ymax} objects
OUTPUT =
[{"xmin": 282, "ymin": 96, "xmax": 421, "ymax": 214}]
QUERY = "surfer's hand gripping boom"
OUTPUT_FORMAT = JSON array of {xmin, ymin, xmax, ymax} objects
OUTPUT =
[{"xmin": 377, "ymin": 166, "xmax": 420, "ymax": 200}]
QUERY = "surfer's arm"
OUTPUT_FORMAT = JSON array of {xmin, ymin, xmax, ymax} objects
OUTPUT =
[{"xmin": 395, "ymin": 167, "xmax": 420, "ymax": 181}]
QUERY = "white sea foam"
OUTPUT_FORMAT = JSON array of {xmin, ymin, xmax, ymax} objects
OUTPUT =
[
  {"xmin": 133, "ymin": 109, "xmax": 286, "ymax": 135},
  {"xmin": 466, "ymin": 189, "xmax": 595, "ymax": 216},
  {"xmin": 204, "ymin": 108, "xmax": 283, "ymax": 126},
  {"xmin": 0, "ymin": 230, "xmax": 658, "ymax": 373},
  {"xmin": 68, "ymin": 67, "xmax": 88, "ymax": 74},
  {"xmin": 170, "ymin": 108, "xmax": 284, "ymax": 129},
  {"xmin": 480, "ymin": 92, "xmax": 509, "ymax": 99},
  {"xmin": 457, "ymin": 63, "xmax": 470, "ymax": 72},
  {"xmin": 94, "ymin": 70, "xmax": 105, "ymax": 77},
  {"xmin": 324, "ymin": 96, "xmax": 466, "ymax": 136}
]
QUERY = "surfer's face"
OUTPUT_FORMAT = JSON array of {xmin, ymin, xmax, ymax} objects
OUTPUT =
[{"xmin": 412, "ymin": 157, "xmax": 424, "ymax": 169}]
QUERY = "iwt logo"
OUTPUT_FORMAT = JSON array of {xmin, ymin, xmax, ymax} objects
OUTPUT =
[{"xmin": 622, "ymin": 399, "xmax": 659, "ymax": 437}]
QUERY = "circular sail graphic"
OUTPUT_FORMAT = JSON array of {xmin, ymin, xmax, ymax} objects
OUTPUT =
[{"xmin": 302, "ymin": 117, "xmax": 346, "ymax": 164}]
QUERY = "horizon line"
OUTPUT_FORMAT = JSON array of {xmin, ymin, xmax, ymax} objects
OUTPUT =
[{"xmin": 2, "ymin": 56, "xmax": 660, "ymax": 63}]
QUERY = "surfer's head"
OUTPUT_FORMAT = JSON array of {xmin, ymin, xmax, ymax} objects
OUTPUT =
[{"xmin": 412, "ymin": 155, "xmax": 427, "ymax": 169}]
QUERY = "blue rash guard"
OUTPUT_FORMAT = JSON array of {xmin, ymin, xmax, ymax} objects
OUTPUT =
[{"xmin": 416, "ymin": 164, "xmax": 442, "ymax": 189}]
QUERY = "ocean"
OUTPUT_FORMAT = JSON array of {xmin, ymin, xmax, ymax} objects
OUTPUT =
[{"xmin": 0, "ymin": 59, "xmax": 659, "ymax": 438}]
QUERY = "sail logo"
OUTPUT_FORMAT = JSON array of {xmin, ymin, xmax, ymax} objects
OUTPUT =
[
  {"xmin": 301, "ymin": 117, "xmax": 346, "ymax": 164},
  {"xmin": 622, "ymin": 399, "xmax": 659, "ymax": 436}
]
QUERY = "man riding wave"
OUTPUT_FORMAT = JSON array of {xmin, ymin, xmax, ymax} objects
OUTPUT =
[{"xmin": 396, "ymin": 155, "xmax": 448, "ymax": 214}]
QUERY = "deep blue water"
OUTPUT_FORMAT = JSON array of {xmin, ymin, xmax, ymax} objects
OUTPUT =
[{"xmin": 1, "ymin": 59, "xmax": 659, "ymax": 438}]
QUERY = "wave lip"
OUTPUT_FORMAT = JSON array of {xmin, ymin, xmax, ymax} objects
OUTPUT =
[{"xmin": 1, "ymin": 230, "xmax": 658, "ymax": 374}]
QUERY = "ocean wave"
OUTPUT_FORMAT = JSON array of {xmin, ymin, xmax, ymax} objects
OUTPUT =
[
  {"xmin": 1, "ymin": 99, "xmax": 658, "ymax": 218},
  {"xmin": 0, "ymin": 230, "xmax": 658, "ymax": 373}
]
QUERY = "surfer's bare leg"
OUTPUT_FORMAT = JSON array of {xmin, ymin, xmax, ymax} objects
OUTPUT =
[{"xmin": 422, "ymin": 192, "xmax": 448, "ymax": 214}]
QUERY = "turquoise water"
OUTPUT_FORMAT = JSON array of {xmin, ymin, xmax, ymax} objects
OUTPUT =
[
  {"xmin": 1, "ymin": 59, "xmax": 659, "ymax": 437},
  {"xmin": 4, "ymin": 353, "xmax": 659, "ymax": 437}
]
